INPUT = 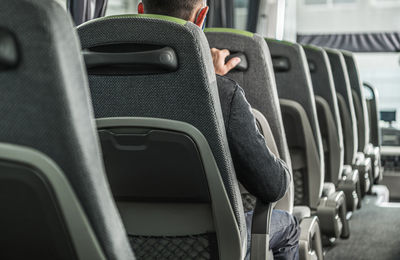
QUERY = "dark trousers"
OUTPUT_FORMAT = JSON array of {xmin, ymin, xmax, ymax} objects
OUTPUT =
[{"xmin": 245, "ymin": 209, "xmax": 300, "ymax": 260}]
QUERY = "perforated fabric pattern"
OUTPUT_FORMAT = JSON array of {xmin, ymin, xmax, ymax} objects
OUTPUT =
[
  {"xmin": 326, "ymin": 49, "xmax": 358, "ymax": 165},
  {"xmin": 129, "ymin": 233, "xmax": 218, "ymax": 260},
  {"xmin": 293, "ymin": 170, "xmax": 305, "ymax": 205},
  {"xmin": 78, "ymin": 16, "xmax": 246, "ymax": 241},
  {"xmin": 241, "ymin": 193, "xmax": 256, "ymax": 212},
  {"xmin": 0, "ymin": 1, "xmax": 133, "ymax": 259}
]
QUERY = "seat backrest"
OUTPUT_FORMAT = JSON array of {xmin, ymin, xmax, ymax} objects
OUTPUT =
[
  {"xmin": 266, "ymin": 39, "xmax": 324, "ymax": 209},
  {"xmin": 78, "ymin": 15, "xmax": 246, "ymax": 258},
  {"xmin": 342, "ymin": 51, "xmax": 370, "ymax": 153},
  {"xmin": 0, "ymin": 0, "xmax": 133, "ymax": 259},
  {"xmin": 205, "ymin": 28, "xmax": 293, "ymax": 213},
  {"xmin": 303, "ymin": 45, "xmax": 344, "ymax": 185},
  {"xmin": 363, "ymin": 82, "xmax": 381, "ymax": 148},
  {"xmin": 325, "ymin": 49, "xmax": 358, "ymax": 165}
]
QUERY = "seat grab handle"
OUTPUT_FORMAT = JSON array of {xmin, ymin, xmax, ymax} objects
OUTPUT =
[
  {"xmin": 82, "ymin": 46, "xmax": 178, "ymax": 71},
  {"xmin": 225, "ymin": 52, "xmax": 248, "ymax": 71}
]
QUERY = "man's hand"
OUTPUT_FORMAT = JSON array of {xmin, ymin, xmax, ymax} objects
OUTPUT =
[{"xmin": 210, "ymin": 48, "xmax": 241, "ymax": 76}]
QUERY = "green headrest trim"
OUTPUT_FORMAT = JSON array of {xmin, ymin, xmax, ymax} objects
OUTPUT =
[
  {"xmin": 204, "ymin": 28, "xmax": 254, "ymax": 38},
  {"xmin": 303, "ymin": 44, "xmax": 322, "ymax": 51},
  {"xmin": 102, "ymin": 14, "xmax": 187, "ymax": 25},
  {"xmin": 265, "ymin": 38, "xmax": 294, "ymax": 46}
]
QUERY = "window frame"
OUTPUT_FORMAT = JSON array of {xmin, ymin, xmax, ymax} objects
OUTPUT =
[
  {"xmin": 302, "ymin": 0, "xmax": 359, "ymax": 10},
  {"xmin": 370, "ymin": 0, "xmax": 400, "ymax": 8}
]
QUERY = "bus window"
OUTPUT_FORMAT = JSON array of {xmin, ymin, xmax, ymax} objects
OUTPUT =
[
  {"xmin": 305, "ymin": 0, "xmax": 327, "ymax": 5},
  {"xmin": 106, "ymin": 0, "xmax": 139, "ymax": 16},
  {"xmin": 234, "ymin": 0, "xmax": 249, "ymax": 30},
  {"xmin": 355, "ymin": 53, "xmax": 400, "ymax": 128}
]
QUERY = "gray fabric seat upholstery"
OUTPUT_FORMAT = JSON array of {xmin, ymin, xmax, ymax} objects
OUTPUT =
[
  {"xmin": 342, "ymin": 51, "xmax": 378, "ymax": 185},
  {"xmin": 325, "ymin": 49, "xmax": 358, "ymax": 167},
  {"xmin": 266, "ymin": 41, "xmax": 349, "ymax": 240},
  {"xmin": 304, "ymin": 46, "xmax": 360, "ymax": 214},
  {"xmin": 0, "ymin": 0, "xmax": 134, "ymax": 259},
  {"xmin": 325, "ymin": 49, "xmax": 370, "ymax": 203},
  {"xmin": 325, "ymin": 50, "xmax": 371, "ymax": 197},
  {"xmin": 205, "ymin": 28, "xmax": 294, "ymax": 213},
  {"xmin": 303, "ymin": 45, "xmax": 344, "ymax": 186},
  {"xmin": 266, "ymin": 39, "xmax": 324, "ymax": 210},
  {"xmin": 342, "ymin": 51, "xmax": 370, "ymax": 156},
  {"xmin": 78, "ymin": 15, "xmax": 247, "ymax": 259}
]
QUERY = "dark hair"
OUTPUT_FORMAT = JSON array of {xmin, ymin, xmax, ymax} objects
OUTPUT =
[{"xmin": 142, "ymin": 0, "xmax": 203, "ymax": 20}]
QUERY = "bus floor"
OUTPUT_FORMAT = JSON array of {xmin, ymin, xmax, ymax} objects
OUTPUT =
[{"xmin": 325, "ymin": 187, "xmax": 400, "ymax": 260}]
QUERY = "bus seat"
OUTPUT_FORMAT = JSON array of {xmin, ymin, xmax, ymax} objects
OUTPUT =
[
  {"xmin": 266, "ymin": 39, "xmax": 348, "ymax": 242},
  {"xmin": 303, "ymin": 46, "xmax": 344, "ymax": 186},
  {"xmin": 342, "ymin": 51, "xmax": 377, "ymax": 189},
  {"xmin": 205, "ymin": 28, "xmax": 294, "ymax": 214},
  {"xmin": 205, "ymin": 29, "xmax": 324, "ymax": 259},
  {"xmin": 78, "ymin": 15, "xmax": 272, "ymax": 259},
  {"xmin": 363, "ymin": 82, "xmax": 383, "ymax": 183},
  {"xmin": 303, "ymin": 45, "xmax": 358, "ymax": 221},
  {"xmin": 266, "ymin": 39, "xmax": 324, "ymax": 211},
  {"xmin": 325, "ymin": 49, "xmax": 366, "ymax": 206},
  {"xmin": 0, "ymin": 0, "xmax": 133, "ymax": 259}
]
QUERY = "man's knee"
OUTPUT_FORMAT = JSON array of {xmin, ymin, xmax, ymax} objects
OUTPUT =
[
  {"xmin": 270, "ymin": 210, "xmax": 300, "ymax": 246},
  {"xmin": 288, "ymin": 213, "xmax": 300, "ymax": 244}
]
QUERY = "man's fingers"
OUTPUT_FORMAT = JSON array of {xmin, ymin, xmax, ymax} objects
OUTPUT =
[
  {"xmin": 225, "ymin": 57, "xmax": 241, "ymax": 72},
  {"xmin": 219, "ymin": 49, "xmax": 230, "ymax": 58}
]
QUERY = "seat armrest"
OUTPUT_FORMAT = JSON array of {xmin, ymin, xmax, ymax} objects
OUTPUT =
[
  {"xmin": 355, "ymin": 151, "xmax": 365, "ymax": 162},
  {"xmin": 250, "ymin": 200, "xmax": 273, "ymax": 260},
  {"xmin": 365, "ymin": 144, "xmax": 382, "ymax": 181},
  {"xmin": 365, "ymin": 144, "xmax": 380, "ymax": 158},
  {"xmin": 353, "ymin": 153, "xmax": 372, "ymax": 195},
  {"xmin": 341, "ymin": 165, "xmax": 355, "ymax": 179},
  {"xmin": 317, "ymin": 191, "xmax": 350, "ymax": 239},
  {"xmin": 338, "ymin": 166, "xmax": 360, "ymax": 211},
  {"xmin": 325, "ymin": 191, "xmax": 345, "ymax": 208},
  {"xmin": 293, "ymin": 206, "xmax": 311, "ymax": 220},
  {"xmin": 354, "ymin": 152, "xmax": 372, "ymax": 169},
  {"xmin": 299, "ymin": 216, "xmax": 323, "ymax": 260},
  {"xmin": 323, "ymin": 182, "xmax": 336, "ymax": 197},
  {"xmin": 326, "ymin": 191, "xmax": 350, "ymax": 238},
  {"xmin": 365, "ymin": 143, "xmax": 374, "ymax": 155}
]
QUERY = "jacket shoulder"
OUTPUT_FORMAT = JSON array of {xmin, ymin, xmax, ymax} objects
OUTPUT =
[{"xmin": 216, "ymin": 75, "xmax": 240, "ymax": 95}]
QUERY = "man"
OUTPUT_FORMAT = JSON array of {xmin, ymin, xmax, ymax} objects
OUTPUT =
[{"xmin": 138, "ymin": 1, "xmax": 300, "ymax": 259}]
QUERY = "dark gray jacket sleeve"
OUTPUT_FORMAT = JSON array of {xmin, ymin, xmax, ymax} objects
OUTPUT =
[{"xmin": 226, "ymin": 85, "xmax": 290, "ymax": 203}]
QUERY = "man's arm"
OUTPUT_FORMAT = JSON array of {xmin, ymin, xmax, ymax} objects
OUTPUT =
[{"xmin": 227, "ymin": 85, "xmax": 290, "ymax": 203}]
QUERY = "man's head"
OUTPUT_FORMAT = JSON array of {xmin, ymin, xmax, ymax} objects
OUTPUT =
[{"xmin": 138, "ymin": 0, "xmax": 208, "ymax": 28}]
